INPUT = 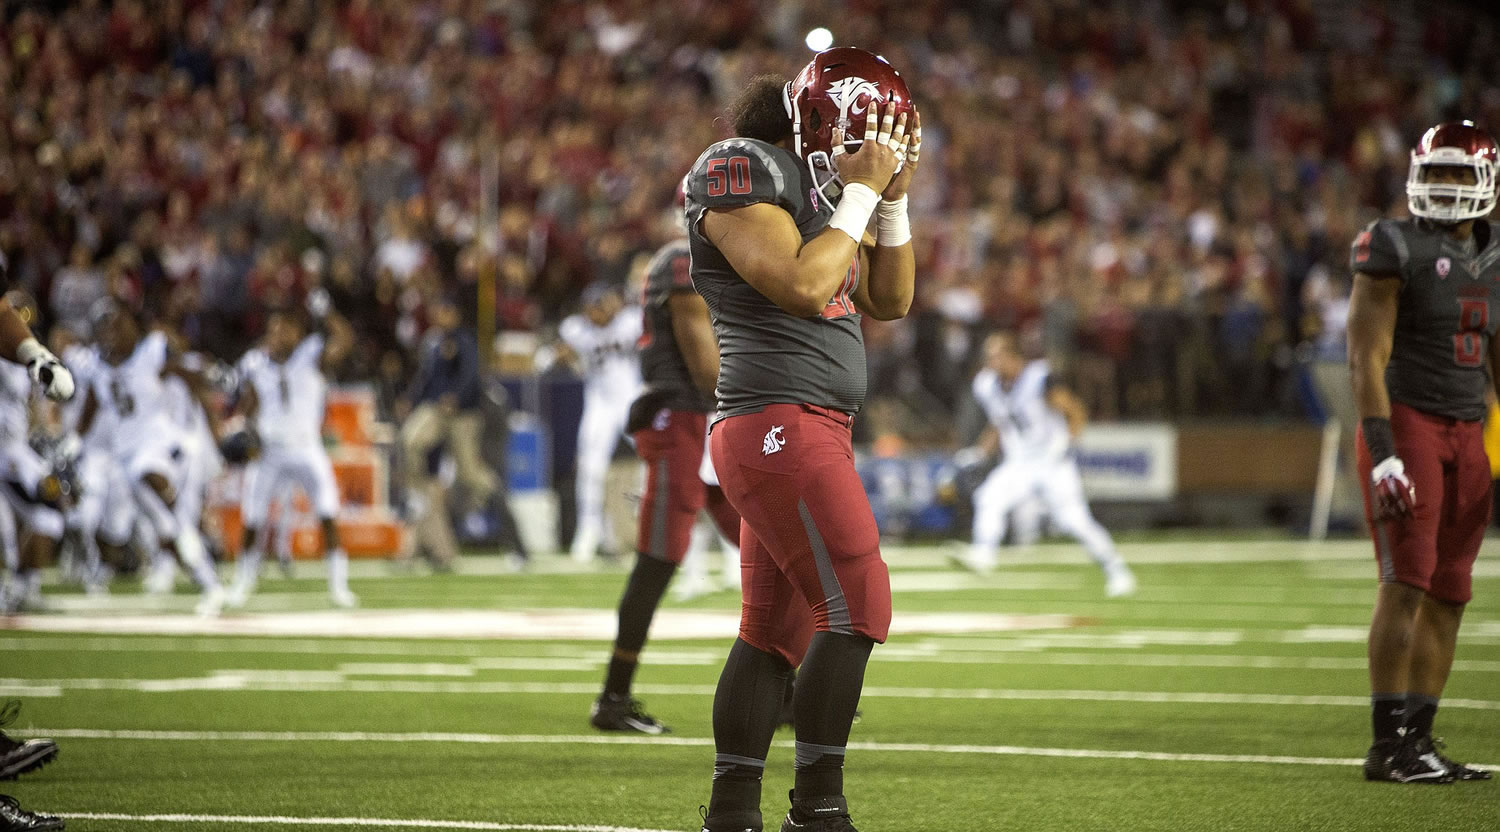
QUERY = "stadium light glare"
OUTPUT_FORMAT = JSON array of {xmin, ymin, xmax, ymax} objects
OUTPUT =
[{"xmin": 805, "ymin": 27, "xmax": 834, "ymax": 52}]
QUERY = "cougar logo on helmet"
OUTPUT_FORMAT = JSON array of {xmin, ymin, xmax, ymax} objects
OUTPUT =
[
  {"xmin": 826, "ymin": 77, "xmax": 881, "ymax": 126},
  {"xmin": 783, "ymin": 47, "xmax": 913, "ymax": 204}
]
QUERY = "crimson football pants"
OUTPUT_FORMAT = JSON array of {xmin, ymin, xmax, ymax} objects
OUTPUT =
[
  {"xmin": 710, "ymin": 404, "xmax": 892, "ymax": 667},
  {"xmin": 634, "ymin": 410, "xmax": 741, "ymax": 563},
  {"xmin": 1357, "ymin": 402, "xmax": 1490, "ymax": 604}
]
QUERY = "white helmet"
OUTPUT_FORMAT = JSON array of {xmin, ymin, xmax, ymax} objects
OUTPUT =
[{"xmin": 1406, "ymin": 121, "xmax": 1498, "ymax": 223}]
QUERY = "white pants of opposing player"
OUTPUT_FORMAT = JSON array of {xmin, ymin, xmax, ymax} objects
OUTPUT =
[
  {"xmin": 571, "ymin": 391, "xmax": 633, "ymax": 562},
  {"xmin": 233, "ymin": 444, "xmax": 351, "ymax": 605},
  {"xmin": 123, "ymin": 434, "xmax": 224, "ymax": 613},
  {"xmin": 969, "ymin": 455, "xmax": 1127, "ymax": 578},
  {"xmin": 0, "ymin": 440, "xmax": 65, "ymax": 545},
  {"xmin": 673, "ymin": 428, "xmax": 741, "ymax": 600}
]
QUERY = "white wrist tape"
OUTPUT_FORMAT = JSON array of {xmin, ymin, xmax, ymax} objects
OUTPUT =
[
  {"xmin": 876, "ymin": 195, "xmax": 911, "ymax": 246},
  {"xmin": 827, "ymin": 183, "xmax": 881, "ymax": 243},
  {"xmin": 16, "ymin": 337, "xmax": 47, "ymax": 366}
]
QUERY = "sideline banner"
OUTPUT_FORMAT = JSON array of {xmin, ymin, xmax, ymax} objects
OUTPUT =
[{"xmin": 1074, "ymin": 423, "xmax": 1177, "ymax": 501}]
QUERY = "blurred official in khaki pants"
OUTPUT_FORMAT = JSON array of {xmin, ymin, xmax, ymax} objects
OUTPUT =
[{"xmin": 396, "ymin": 295, "xmax": 499, "ymax": 567}]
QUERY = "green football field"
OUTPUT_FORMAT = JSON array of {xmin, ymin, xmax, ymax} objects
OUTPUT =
[{"xmin": 2, "ymin": 538, "xmax": 1497, "ymax": 831}]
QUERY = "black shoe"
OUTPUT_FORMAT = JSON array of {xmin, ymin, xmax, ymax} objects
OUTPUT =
[
  {"xmin": 0, "ymin": 794, "xmax": 64, "ymax": 831},
  {"xmin": 1363, "ymin": 738, "xmax": 1401, "ymax": 781},
  {"xmin": 779, "ymin": 791, "xmax": 858, "ymax": 832},
  {"xmin": 0, "ymin": 703, "xmax": 57, "ymax": 781},
  {"xmin": 590, "ymin": 693, "xmax": 669, "ymax": 735},
  {"xmin": 1426, "ymin": 736, "xmax": 1492, "ymax": 782},
  {"xmin": 1386, "ymin": 733, "xmax": 1457, "ymax": 784},
  {"xmin": 700, "ymin": 805, "xmax": 760, "ymax": 832}
]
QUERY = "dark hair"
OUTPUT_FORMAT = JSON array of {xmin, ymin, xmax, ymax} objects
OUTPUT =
[{"xmin": 730, "ymin": 75, "xmax": 793, "ymax": 144}]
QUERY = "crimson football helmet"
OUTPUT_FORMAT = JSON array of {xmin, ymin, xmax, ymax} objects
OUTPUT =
[
  {"xmin": 782, "ymin": 47, "xmax": 913, "ymax": 202},
  {"xmin": 1406, "ymin": 121, "xmax": 1498, "ymax": 223}
]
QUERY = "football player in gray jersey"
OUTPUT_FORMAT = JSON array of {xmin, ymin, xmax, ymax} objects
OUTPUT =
[
  {"xmin": 690, "ymin": 48, "xmax": 918, "ymax": 832},
  {"xmin": 1348, "ymin": 121, "xmax": 1499, "ymax": 784}
]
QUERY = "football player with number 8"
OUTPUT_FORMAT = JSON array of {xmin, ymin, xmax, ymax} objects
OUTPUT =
[{"xmin": 1348, "ymin": 120, "xmax": 1499, "ymax": 785}]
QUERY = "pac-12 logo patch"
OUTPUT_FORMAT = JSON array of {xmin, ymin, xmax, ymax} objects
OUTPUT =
[
  {"xmin": 762, "ymin": 425, "xmax": 786, "ymax": 456},
  {"xmin": 1437, "ymin": 257, "xmax": 1451, "ymax": 278}
]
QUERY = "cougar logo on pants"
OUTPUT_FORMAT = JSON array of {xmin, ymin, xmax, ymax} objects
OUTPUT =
[{"xmin": 763, "ymin": 425, "xmax": 786, "ymax": 456}]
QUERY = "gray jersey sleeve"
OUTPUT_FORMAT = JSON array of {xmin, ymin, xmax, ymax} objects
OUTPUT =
[
  {"xmin": 685, "ymin": 140, "xmax": 802, "ymax": 227},
  {"xmin": 1350, "ymin": 219, "xmax": 1406, "ymax": 281}
]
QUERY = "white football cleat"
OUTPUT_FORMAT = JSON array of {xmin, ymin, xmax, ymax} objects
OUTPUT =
[
  {"xmin": 143, "ymin": 560, "xmax": 178, "ymax": 596},
  {"xmin": 670, "ymin": 575, "xmax": 718, "ymax": 602},
  {"xmin": 195, "ymin": 586, "xmax": 226, "ymax": 618},
  {"xmin": 1106, "ymin": 567, "xmax": 1137, "ymax": 598},
  {"xmin": 950, "ymin": 545, "xmax": 996, "ymax": 576},
  {"xmin": 224, "ymin": 580, "xmax": 254, "ymax": 610},
  {"xmin": 330, "ymin": 587, "xmax": 359, "ymax": 609}
]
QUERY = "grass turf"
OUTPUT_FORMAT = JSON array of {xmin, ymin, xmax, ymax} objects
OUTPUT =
[{"xmin": 2, "ymin": 539, "xmax": 1497, "ymax": 831}]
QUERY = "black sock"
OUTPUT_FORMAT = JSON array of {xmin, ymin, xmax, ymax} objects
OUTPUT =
[
  {"xmin": 603, "ymin": 554, "xmax": 677, "ymax": 697},
  {"xmin": 1404, "ymin": 694, "xmax": 1439, "ymax": 738},
  {"xmin": 792, "ymin": 631, "xmax": 874, "ymax": 804},
  {"xmin": 708, "ymin": 638, "xmax": 792, "ymax": 822},
  {"xmin": 1371, "ymin": 693, "xmax": 1407, "ymax": 742}
]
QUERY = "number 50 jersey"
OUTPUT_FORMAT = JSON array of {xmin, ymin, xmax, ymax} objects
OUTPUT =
[
  {"xmin": 684, "ymin": 138, "xmax": 865, "ymax": 420},
  {"xmin": 1351, "ymin": 218, "xmax": 1500, "ymax": 421}
]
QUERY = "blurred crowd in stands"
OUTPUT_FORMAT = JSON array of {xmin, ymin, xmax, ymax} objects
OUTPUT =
[{"xmin": 2, "ymin": 0, "xmax": 1498, "ymax": 434}]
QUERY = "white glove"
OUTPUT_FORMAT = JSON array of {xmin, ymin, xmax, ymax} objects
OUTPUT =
[{"xmin": 17, "ymin": 337, "xmax": 74, "ymax": 401}]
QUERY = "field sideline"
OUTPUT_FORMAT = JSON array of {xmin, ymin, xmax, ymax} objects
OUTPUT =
[{"xmin": 2, "ymin": 538, "xmax": 1496, "ymax": 831}]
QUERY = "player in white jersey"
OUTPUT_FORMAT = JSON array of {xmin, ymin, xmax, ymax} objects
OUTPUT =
[
  {"xmin": 959, "ymin": 333, "xmax": 1136, "ymax": 597},
  {"xmin": 77, "ymin": 302, "xmax": 225, "ymax": 616},
  {"xmin": 0, "ymin": 279, "xmax": 77, "ymax": 617},
  {"xmin": 0, "ymin": 340, "xmax": 65, "ymax": 613},
  {"xmin": 227, "ymin": 305, "xmax": 355, "ymax": 608},
  {"xmin": 57, "ymin": 332, "xmax": 136, "ymax": 591},
  {"xmin": 557, "ymin": 283, "xmax": 643, "ymax": 563}
]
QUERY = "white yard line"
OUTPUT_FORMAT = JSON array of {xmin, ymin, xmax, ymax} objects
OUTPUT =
[
  {"xmin": 55, "ymin": 815, "xmax": 676, "ymax": 832},
  {"xmin": 873, "ymin": 648, "xmax": 1500, "ymax": 671},
  {"xmin": 14, "ymin": 677, "xmax": 1500, "ymax": 710},
  {"xmin": 33, "ymin": 729, "xmax": 1495, "ymax": 772},
  {"xmin": 0, "ymin": 610, "xmax": 1080, "ymax": 640}
]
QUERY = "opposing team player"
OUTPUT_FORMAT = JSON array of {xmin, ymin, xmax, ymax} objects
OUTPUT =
[
  {"xmin": 688, "ymin": 48, "xmax": 917, "ymax": 832},
  {"xmin": 956, "ymin": 333, "xmax": 1136, "ymax": 597},
  {"xmin": 557, "ymin": 284, "xmax": 642, "ymax": 563},
  {"xmin": 590, "ymin": 204, "xmax": 743, "ymax": 734},
  {"xmin": 228, "ymin": 304, "xmax": 356, "ymax": 608},
  {"xmin": 1348, "ymin": 121, "xmax": 1498, "ymax": 784},
  {"xmin": 0, "ymin": 293, "xmax": 68, "ymax": 613},
  {"xmin": 0, "ymin": 252, "xmax": 73, "ymax": 832},
  {"xmin": 56, "ymin": 323, "xmax": 135, "ymax": 595},
  {"xmin": 77, "ymin": 303, "xmax": 225, "ymax": 616},
  {"xmin": 143, "ymin": 338, "xmax": 226, "ymax": 594}
]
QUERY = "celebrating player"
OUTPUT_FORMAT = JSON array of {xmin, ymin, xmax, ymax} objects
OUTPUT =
[
  {"xmin": 956, "ymin": 333, "xmax": 1136, "ymax": 597},
  {"xmin": 590, "ymin": 201, "xmax": 743, "ymax": 735},
  {"xmin": 1348, "ymin": 120, "xmax": 1497, "ymax": 784},
  {"xmin": 688, "ymin": 48, "xmax": 917, "ymax": 832},
  {"xmin": 228, "ymin": 302, "xmax": 357, "ymax": 609},
  {"xmin": 556, "ymin": 284, "xmax": 642, "ymax": 563},
  {"xmin": 77, "ymin": 302, "xmax": 226, "ymax": 617}
]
